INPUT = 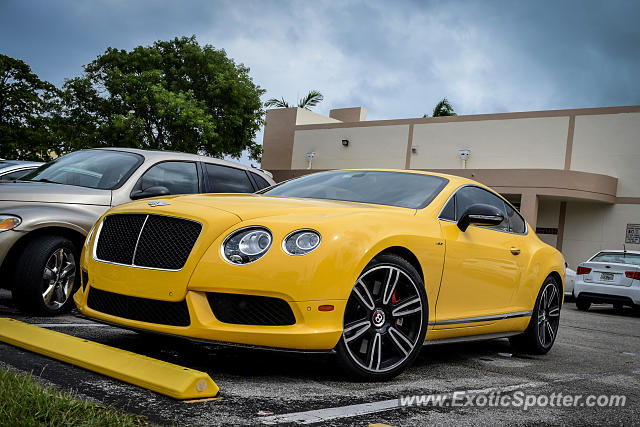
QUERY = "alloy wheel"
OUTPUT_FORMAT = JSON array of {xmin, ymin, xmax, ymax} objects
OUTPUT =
[
  {"xmin": 537, "ymin": 282, "xmax": 560, "ymax": 348},
  {"xmin": 42, "ymin": 248, "xmax": 77, "ymax": 310},
  {"xmin": 342, "ymin": 265, "xmax": 424, "ymax": 373}
]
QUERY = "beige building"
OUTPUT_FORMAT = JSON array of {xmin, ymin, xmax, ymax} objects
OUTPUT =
[{"xmin": 261, "ymin": 105, "xmax": 640, "ymax": 268}]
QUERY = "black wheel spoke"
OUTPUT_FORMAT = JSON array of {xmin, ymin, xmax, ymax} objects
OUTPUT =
[{"xmin": 342, "ymin": 264, "xmax": 424, "ymax": 373}]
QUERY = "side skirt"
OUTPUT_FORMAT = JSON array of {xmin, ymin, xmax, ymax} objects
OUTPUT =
[{"xmin": 424, "ymin": 331, "xmax": 521, "ymax": 346}]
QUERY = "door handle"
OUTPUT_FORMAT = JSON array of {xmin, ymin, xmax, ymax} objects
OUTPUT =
[{"xmin": 510, "ymin": 247, "xmax": 521, "ymax": 255}]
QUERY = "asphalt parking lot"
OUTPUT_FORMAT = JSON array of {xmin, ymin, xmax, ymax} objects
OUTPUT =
[{"xmin": 1, "ymin": 289, "xmax": 639, "ymax": 426}]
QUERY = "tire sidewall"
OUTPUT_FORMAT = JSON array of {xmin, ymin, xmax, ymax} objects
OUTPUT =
[
  {"xmin": 335, "ymin": 253, "xmax": 428, "ymax": 381},
  {"xmin": 13, "ymin": 235, "xmax": 80, "ymax": 315}
]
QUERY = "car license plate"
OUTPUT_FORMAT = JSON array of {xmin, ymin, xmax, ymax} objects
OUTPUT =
[{"xmin": 600, "ymin": 272, "xmax": 614, "ymax": 281}]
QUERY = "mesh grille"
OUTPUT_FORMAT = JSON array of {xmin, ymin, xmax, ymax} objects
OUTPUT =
[
  {"xmin": 207, "ymin": 293, "xmax": 296, "ymax": 326},
  {"xmin": 133, "ymin": 215, "xmax": 202, "ymax": 270},
  {"xmin": 96, "ymin": 214, "xmax": 146, "ymax": 264},
  {"xmin": 95, "ymin": 214, "xmax": 202, "ymax": 270},
  {"xmin": 87, "ymin": 287, "xmax": 190, "ymax": 327}
]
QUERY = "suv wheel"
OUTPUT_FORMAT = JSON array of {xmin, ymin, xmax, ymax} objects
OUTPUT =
[{"xmin": 12, "ymin": 235, "xmax": 79, "ymax": 315}]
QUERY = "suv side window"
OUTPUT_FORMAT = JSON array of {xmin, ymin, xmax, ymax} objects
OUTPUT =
[
  {"xmin": 136, "ymin": 161, "xmax": 199, "ymax": 195},
  {"xmin": 452, "ymin": 186, "xmax": 509, "ymax": 231},
  {"xmin": 251, "ymin": 172, "xmax": 271, "ymax": 190},
  {"xmin": 205, "ymin": 163, "xmax": 254, "ymax": 193}
]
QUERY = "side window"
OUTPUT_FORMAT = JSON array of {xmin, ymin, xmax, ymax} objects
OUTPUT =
[
  {"xmin": 506, "ymin": 204, "xmax": 526, "ymax": 234},
  {"xmin": 440, "ymin": 196, "xmax": 456, "ymax": 220},
  {"xmin": 251, "ymin": 172, "xmax": 271, "ymax": 190},
  {"xmin": 137, "ymin": 161, "xmax": 199, "ymax": 195},
  {"xmin": 454, "ymin": 186, "xmax": 509, "ymax": 231},
  {"xmin": 206, "ymin": 164, "xmax": 254, "ymax": 193},
  {"xmin": 0, "ymin": 169, "xmax": 33, "ymax": 181}
]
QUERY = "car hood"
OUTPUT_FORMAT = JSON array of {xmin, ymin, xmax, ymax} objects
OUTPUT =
[
  {"xmin": 0, "ymin": 181, "xmax": 111, "ymax": 205},
  {"xmin": 114, "ymin": 193, "xmax": 413, "ymax": 222}
]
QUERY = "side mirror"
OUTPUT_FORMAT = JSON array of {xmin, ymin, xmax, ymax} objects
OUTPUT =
[
  {"xmin": 457, "ymin": 203, "xmax": 505, "ymax": 232},
  {"xmin": 130, "ymin": 186, "xmax": 171, "ymax": 200}
]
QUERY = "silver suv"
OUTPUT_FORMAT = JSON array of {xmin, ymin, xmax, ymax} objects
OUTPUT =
[{"xmin": 0, "ymin": 148, "xmax": 275, "ymax": 315}]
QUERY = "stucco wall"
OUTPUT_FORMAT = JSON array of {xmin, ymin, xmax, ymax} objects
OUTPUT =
[
  {"xmin": 561, "ymin": 202, "xmax": 640, "ymax": 268},
  {"xmin": 410, "ymin": 117, "xmax": 569, "ymax": 169},
  {"xmin": 571, "ymin": 112, "xmax": 640, "ymax": 198},
  {"xmin": 291, "ymin": 125, "xmax": 410, "ymax": 170}
]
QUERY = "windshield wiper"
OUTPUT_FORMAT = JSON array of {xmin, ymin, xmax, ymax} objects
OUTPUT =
[{"xmin": 30, "ymin": 178, "xmax": 59, "ymax": 184}]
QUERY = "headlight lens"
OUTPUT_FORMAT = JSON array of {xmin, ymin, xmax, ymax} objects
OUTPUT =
[
  {"xmin": 283, "ymin": 229, "xmax": 321, "ymax": 255},
  {"xmin": 0, "ymin": 215, "xmax": 21, "ymax": 232},
  {"xmin": 222, "ymin": 227, "xmax": 272, "ymax": 264}
]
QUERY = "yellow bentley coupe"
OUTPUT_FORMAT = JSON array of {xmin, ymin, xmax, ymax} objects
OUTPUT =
[{"xmin": 75, "ymin": 170, "xmax": 565, "ymax": 380}]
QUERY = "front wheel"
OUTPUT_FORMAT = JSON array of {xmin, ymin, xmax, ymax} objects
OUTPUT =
[
  {"xmin": 12, "ymin": 235, "xmax": 79, "ymax": 315},
  {"xmin": 335, "ymin": 254, "xmax": 428, "ymax": 381},
  {"xmin": 510, "ymin": 277, "xmax": 561, "ymax": 354}
]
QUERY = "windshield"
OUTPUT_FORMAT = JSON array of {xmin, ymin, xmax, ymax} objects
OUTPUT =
[
  {"xmin": 21, "ymin": 150, "xmax": 142, "ymax": 190},
  {"xmin": 262, "ymin": 171, "xmax": 448, "ymax": 209},
  {"xmin": 590, "ymin": 252, "xmax": 640, "ymax": 266}
]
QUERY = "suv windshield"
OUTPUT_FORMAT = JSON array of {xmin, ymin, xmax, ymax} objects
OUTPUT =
[
  {"xmin": 590, "ymin": 252, "xmax": 640, "ymax": 266},
  {"xmin": 262, "ymin": 170, "xmax": 448, "ymax": 209},
  {"xmin": 22, "ymin": 150, "xmax": 142, "ymax": 190}
]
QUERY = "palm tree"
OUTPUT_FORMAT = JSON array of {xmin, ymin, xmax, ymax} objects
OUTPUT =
[
  {"xmin": 423, "ymin": 97, "xmax": 457, "ymax": 117},
  {"xmin": 265, "ymin": 90, "xmax": 324, "ymax": 110}
]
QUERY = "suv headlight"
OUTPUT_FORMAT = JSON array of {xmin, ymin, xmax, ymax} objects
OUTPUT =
[
  {"xmin": 283, "ymin": 229, "xmax": 321, "ymax": 255},
  {"xmin": 222, "ymin": 227, "xmax": 272, "ymax": 264},
  {"xmin": 0, "ymin": 215, "xmax": 21, "ymax": 232}
]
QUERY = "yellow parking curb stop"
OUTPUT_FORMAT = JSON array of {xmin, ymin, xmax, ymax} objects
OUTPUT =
[{"xmin": 0, "ymin": 318, "xmax": 219, "ymax": 400}]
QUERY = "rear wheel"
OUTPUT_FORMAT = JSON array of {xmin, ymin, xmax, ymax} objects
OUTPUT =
[
  {"xmin": 510, "ymin": 277, "xmax": 561, "ymax": 354},
  {"xmin": 12, "ymin": 235, "xmax": 79, "ymax": 315},
  {"xmin": 575, "ymin": 298, "xmax": 591, "ymax": 311},
  {"xmin": 335, "ymin": 254, "xmax": 427, "ymax": 381}
]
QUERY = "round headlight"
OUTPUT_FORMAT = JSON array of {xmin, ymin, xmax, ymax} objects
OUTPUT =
[
  {"xmin": 0, "ymin": 215, "xmax": 21, "ymax": 232},
  {"xmin": 222, "ymin": 227, "xmax": 272, "ymax": 264},
  {"xmin": 283, "ymin": 229, "xmax": 321, "ymax": 255}
]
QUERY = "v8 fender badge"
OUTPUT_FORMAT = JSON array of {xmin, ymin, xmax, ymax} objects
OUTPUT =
[{"xmin": 148, "ymin": 201, "xmax": 169, "ymax": 207}]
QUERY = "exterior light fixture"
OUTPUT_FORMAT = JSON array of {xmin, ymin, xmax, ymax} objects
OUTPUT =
[
  {"xmin": 458, "ymin": 149, "xmax": 470, "ymax": 168},
  {"xmin": 306, "ymin": 152, "xmax": 316, "ymax": 169},
  {"xmin": 341, "ymin": 139, "xmax": 349, "ymax": 147}
]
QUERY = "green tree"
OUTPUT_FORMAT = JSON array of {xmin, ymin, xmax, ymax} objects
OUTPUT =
[
  {"xmin": 423, "ymin": 97, "xmax": 457, "ymax": 118},
  {"xmin": 0, "ymin": 54, "xmax": 61, "ymax": 160},
  {"xmin": 265, "ymin": 90, "xmax": 323, "ymax": 110},
  {"xmin": 61, "ymin": 36, "xmax": 266, "ymax": 160}
]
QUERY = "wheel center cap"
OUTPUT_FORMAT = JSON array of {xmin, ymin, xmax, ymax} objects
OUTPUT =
[{"xmin": 372, "ymin": 309, "xmax": 386, "ymax": 328}]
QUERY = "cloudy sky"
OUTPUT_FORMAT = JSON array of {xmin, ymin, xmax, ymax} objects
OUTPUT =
[{"xmin": 2, "ymin": 0, "xmax": 639, "ymax": 152}]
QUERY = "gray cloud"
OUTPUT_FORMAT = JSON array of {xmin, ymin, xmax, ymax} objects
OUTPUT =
[{"xmin": 1, "ymin": 0, "xmax": 639, "ymax": 125}]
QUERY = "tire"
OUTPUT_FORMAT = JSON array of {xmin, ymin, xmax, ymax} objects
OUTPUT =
[
  {"xmin": 575, "ymin": 298, "xmax": 591, "ymax": 311},
  {"xmin": 335, "ymin": 253, "xmax": 428, "ymax": 381},
  {"xmin": 12, "ymin": 235, "xmax": 80, "ymax": 315},
  {"xmin": 509, "ymin": 276, "xmax": 561, "ymax": 355}
]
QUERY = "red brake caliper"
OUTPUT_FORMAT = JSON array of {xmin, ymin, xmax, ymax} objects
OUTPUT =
[{"xmin": 392, "ymin": 289, "xmax": 401, "ymax": 326}]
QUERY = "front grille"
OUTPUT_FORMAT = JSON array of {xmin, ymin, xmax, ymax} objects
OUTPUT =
[
  {"xmin": 207, "ymin": 293, "xmax": 296, "ymax": 326},
  {"xmin": 87, "ymin": 287, "xmax": 190, "ymax": 327},
  {"xmin": 95, "ymin": 213, "xmax": 202, "ymax": 270},
  {"xmin": 81, "ymin": 270, "xmax": 89, "ymax": 291}
]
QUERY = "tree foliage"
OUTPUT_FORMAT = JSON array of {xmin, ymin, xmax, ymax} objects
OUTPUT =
[
  {"xmin": 423, "ymin": 97, "xmax": 457, "ymax": 118},
  {"xmin": 0, "ymin": 54, "xmax": 61, "ymax": 160},
  {"xmin": 265, "ymin": 90, "xmax": 324, "ymax": 110},
  {"xmin": 59, "ymin": 36, "xmax": 266, "ymax": 159}
]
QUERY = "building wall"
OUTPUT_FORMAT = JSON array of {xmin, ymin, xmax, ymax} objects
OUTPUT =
[
  {"xmin": 571, "ymin": 112, "xmax": 640, "ymax": 198},
  {"xmin": 536, "ymin": 198, "xmax": 562, "ymax": 248},
  {"xmin": 291, "ymin": 125, "xmax": 410, "ymax": 170},
  {"xmin": 411, "ymin": 117, "xmax": 569, "ymax": 169},
  {"xmin": 561, "ymin": 202, "xmax": 640, "ymax": 268}
]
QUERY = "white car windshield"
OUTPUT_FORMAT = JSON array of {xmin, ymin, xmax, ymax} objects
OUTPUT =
[
  {"xmin": 590, "ymin": 252, "xmax": 640, "ymax": 266},
  {"xmin": 21, "ymin": 150, "xmax": 142, "ymax": 190}
]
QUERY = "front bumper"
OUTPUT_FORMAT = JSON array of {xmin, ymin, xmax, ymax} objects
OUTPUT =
[
  {"xmin": 74, "ymin": 285, "xmax": 346, "ymax": 351},
  {"xmin": 0, "ymin": 230, "xmax": 25, "ymax": 288},
  {"xmin": 574, "ymin": 279, "xmax": 640, "ymax": 305}
]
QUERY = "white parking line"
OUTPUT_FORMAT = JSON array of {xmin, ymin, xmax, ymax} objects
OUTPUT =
[
  {"xmin": 259, "ymin": 381, "xmax": 547, "ymax": 424},
  {"xmin": 33, "ymin": 323, "xmax": 113, "ymax": 328}
]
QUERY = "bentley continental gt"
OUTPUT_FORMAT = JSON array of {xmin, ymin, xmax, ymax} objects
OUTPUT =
[{"xmin": 75, "ymin": 170, "xmax": 565, "ymax": 380}]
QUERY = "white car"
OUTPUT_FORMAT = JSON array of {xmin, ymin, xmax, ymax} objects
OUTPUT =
[
  {"xmin": 565, "ymin": 266, "xmax": 576, "ymax": 297},
  {"xmin": 573, "ymin": 250, "xmax": 640, "ymax": 311}
]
